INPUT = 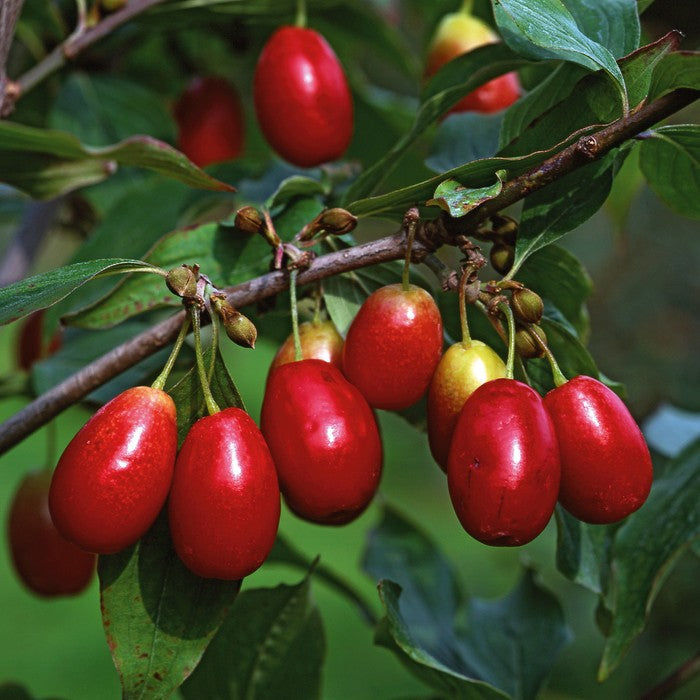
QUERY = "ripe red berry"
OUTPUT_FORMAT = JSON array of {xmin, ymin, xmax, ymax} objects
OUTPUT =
[
  {"xmin": 16, "ymin": 309, "xmax": 62, "ymax": 371},
  {"xmin": 425, "ymin": 10, "xmax": 520, "ymax": 114},
  {"xmin": 427, "ymin": 340, "xmax": 506, "ymax": 471},
  {"xmin": 168, "ymin": 408, "xmax": 280, "ymax": 580},
  {"xmin": 253, "ymin": 26, "xmax": 353, "ymax": 167},
  {"xmin": 174, "ymin": 76, "xmax": 245, "ymax": 167},
  {"xmin": 341, "ymin": 284, "xmax": 443, "ymax": 410},
  {"xmin": 268, "ymin": 319, "xmax": 344, "ymax": 377},
  {"xmin": 447, "ymin": 378, "xmax": 560, "ymax": 546},
  {"xmin": 261, "ymin": 359, "xmax": 382, "ymax": 525},
  {"xmin": 8, "ymin": 469, "xmax": 95, "ymax": 597},
  {"xmin": 49, "ymin": 386, "xmax": 178, "ymax": 554},
  {"xmin": 544, "ymin": 375, "xmax": 653, "ymax": 524}
]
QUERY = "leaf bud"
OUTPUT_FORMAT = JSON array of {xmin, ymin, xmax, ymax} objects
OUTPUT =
[
  {"xmin": 492, "ymin": 214, "xmax": 518, "ymax": 245},
  {"xmin": 166, "ymin": 264, "xmax": 199, "ymax": 299},
  {"xmin": 298, "ymin": 208, "xmax": 357, "ymax": 241},
  {"xmin": 514, "ymin": 324, "xmax": 547, "ymax": 359},
  {"xmin": 490, "ymin": 243, "xmax": 514, "ymax": 275},
  {"xmin": 511, "ymin": 288, "xmax": 544, "ymax": 325},
  {"xmin": 234, "ymin": 206, "xmax": 265, "ymax": 235},
  {"xmin": 212, "ymin": 295, "xmax": 257, "ymax": 349}
]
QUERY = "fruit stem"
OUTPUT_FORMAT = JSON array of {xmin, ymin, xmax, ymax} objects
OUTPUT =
[
  {"xmin": 208, "ymin": 309, "xmax": 219, "ymax": 384},
  {"xmin": 290, "ymin": 268, "xmax": 303, "ymax": 362},
  {"xmin": 532, "ymin": 325, "xmax": 568, "ymax": 387},
  {"xmin": 401, "ymin": 216, "xmax": 418, "ymax": 292},
  {"xmin": 500, "ymin": 302, "xmax": 516, "ymax": 379},
  {"xmin": 460, "ymin": 0, "xmax": 474, "ymax": 15},
  {"xmin": 312, "ymin": 283, "xmax": 322, "ymax": 325},
  {"xmin": 190, "ymin": 305, "xmax": 221, "ymax": 415},
  {"xmin": 458, "ymin": 266, "xmax": 473, "ymax": 346},
  {"xmin": 151, "ymin": 316, "xmax": 191, "ymax": 391},
  {"xmin": 295, "ymin": 0, "xmax": 307, "ymax": 27}
]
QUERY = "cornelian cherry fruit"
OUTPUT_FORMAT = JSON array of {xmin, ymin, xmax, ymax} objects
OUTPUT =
[
  {"xmin": 342, "ymin": 284, "xmax": 443, "ymax": 410},
  {"xmin": 49, "ymin": 386, "xmax": 178, "ymax": 554},
  {"xmin": 168, "ymin": 407, "xmax": 280, "ymax": 580},
  {"xmin": 174, "ymin": 76, "xmax": 245, "ymax": 167},
  {"xmin": 8, "ymin": 469, "xmax": 95, "ymax": 597},
  {"xmin": 544, "ymin": 375, "xmax": 653, "ymax": 524},
  {"xmin": 425, "ymin": 10, "xmax": 520, "ymax": 114},
  {"xmin": 16, "ymin": 309, "xmax": 62, "ymax": 371},
  {"xmin": 268, "ymin": 319, "xmax": 344, "ymax": 377},
  {"xmin": 254, "ymin": 26, "xmax": 353, "ymax": 167},
  {"xmin": 447, "ymin": 378, "xmax": 560, "ymax": 546},
  {"xmin": 261, "ymin": 359, "xmax": 382, "ymax": 525},
  {"xmin": 427, "ymin": 340, "xmax": 506, "ymax": 471}
]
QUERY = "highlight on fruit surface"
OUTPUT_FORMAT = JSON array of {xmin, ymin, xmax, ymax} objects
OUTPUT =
[
  {"xmin": 48, "ymin": 386, "xmax": 178, "ymax": 554},
  {"xmin": 447, "ymin": 378, "xmax": 560, "ymax": 546},
  {"xmin": 268, "ymin": 319, "xmax": 344, "ymax": 376},
  {"xmin": 341, "ymin": 283, "xmax": 443, "ymax": 410},
  {"xmin": 261, "ymin": 359, "xmax": 382, "ymax": 525},
  {"xmin": 544, "ymin": 375, "xmax": 653, "ymax": 524},
  {"xmin": 8, "ymin": 469, "xmax": 96, "ymax": 597}
]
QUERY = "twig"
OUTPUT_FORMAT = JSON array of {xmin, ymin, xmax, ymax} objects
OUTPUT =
[
  {"xmin": 639, "ymin": 653, "xmax": 700, "ymax": 700},
  {"xmin": 0, "ymin": 0, "xmax": 25, "ymax": 116}
]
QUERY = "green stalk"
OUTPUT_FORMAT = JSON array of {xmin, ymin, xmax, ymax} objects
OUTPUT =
[
  {"xmin": 190, "ymin": 305, "xmax": 220, "ymax": 415},
  {"xmin": 151, "ymin": 317, "xmax": 191, "ymax": 391},
  {"xmin": 401, "ymin": 223, "xmax": 416, "ymax": 292},
  {"xmin": 289, "ymin": 268, "xmax": 303, "ymax": 362},
  {"xmin": 208, "ymin": 310, "xmax": 219, "ymax": 384},
  {"xmin": 295, "ymin": 0, "xmax": 307, "ymax": 27},
  {"xmin": 500, "ymin": 302, "xmax": 517, "ymax": 380},
  {"xmin": 534, "ymin": 328, "xmax": 568, "ymax": 387},
  {"xmin": 458, "ymin": 266, "xmax": 473, "ymax": 346}
]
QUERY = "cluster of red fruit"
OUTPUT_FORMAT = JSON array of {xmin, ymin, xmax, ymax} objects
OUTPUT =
[{"xmin": 174, "ymin": 7, "xmax": 520, "ymax": 169}]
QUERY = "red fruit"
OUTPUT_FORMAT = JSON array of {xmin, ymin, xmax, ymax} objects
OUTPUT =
[
  {"xmin": 254, "ymin": 26, "xmax": 353, "ymax": 167},
  {"xmin": 544, "ymin": 375, "xmax": 653, "ymax": 524},
  {"xmin": 447, "ymin": 378, "xmax": 560, "ymax": 546},
  {"xmin": 49, "ymin": 386, "xmax": 178, "ymax": 554},
  {"xmin": 425, "ymin": 10, "xmax": 520, "ymax": 114},
  {"xmin": 168, "ymin": 408, "xmax": 280, "ymax": 580},
  {"xmin": 268, "ymin": 319, "xmax": 344, "ymax": 377},
  {"xmin": 16, "ymin": 309, "xmax": 62, "ymax": 371},
  {"xmin": 174, "ymin": 76, "xmax": 245, "ymax": 167},
  {"xmin": 427, "ymin": 340, "xmax": 506, "ymax": 471},
  {"xmin": 341, "ymin": 284, "xmax": 443, "ymax": 410},
  {"xmin": 261, "ymin": 359, "xmax": 382, "ymax": 525},
  {"xmin": 8, "ymin": 469, "xmax": 95, "ymax": 597}
]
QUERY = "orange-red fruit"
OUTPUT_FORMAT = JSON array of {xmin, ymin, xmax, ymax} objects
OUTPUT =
[
  {"xmin": 16, "ymin": 310, "xmax": 62, "ymax": 371},
  {"xmin": 341, "ymin": 284, "xmax": 443, "ymax": 410},
  {"xmin": 268, "ymin": 320, "xmax": 344, "ymax": 376},
  {"xmin": 261, "ymin": 359, "xmax": 382, "ymax": 525},
  {"xmin": 425, "ymin": 11, "xmax": 520, "ymax": 114},
  {"xmin": 447, "ymin": 378, "xmax": 560, "ymax": 546},
  {"xmin": 174, "ymin": 76, "xmax": 245, "ymax": 167},
  {"xmin": 544, "ymin": 376, "xmax": 653, "ymax": 524},
  {"xmin": 49, "ymin": 387, "xmax": 178, "ymax": 554},
  {"xmin": 8, "ymin": 469, "xmax": 95, "ymax": 597},
  {"xmin": 254, "ymin": 26, "xmax": 353, "ymax": 167},
  {"xmin": 427, "ymin": 340, "xmax": 506, "ymax": 471},
  {"xmin": 168, "ymin": 408, "xmax": 280, "ymax": 580}
]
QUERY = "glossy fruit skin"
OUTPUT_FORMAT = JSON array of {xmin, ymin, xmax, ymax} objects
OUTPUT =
[
  {"xmin": 8, "ymin": 469, "xmax": 95, "ymax": 597},
  {"xmin": 544, "ymin": 376, "xmax": 653, "ymax": 524},
  {"xmin": 254, "ymin": 26, "xmax": 353, "ymax": 167},
  {"xmin": 261, "ymin": 360, "xmax": 382, "ymax": 525},
  {"xmin": 427, "ymin": 340, "xmax": 506, "ymax": 471},
  {"xmin": 341, "ymin": 284, "xmax": 443, "ymax": 410},
  {"xmin": 447, "ymin": 378, "xmax": 560, "ymax": 546},
  {"xmin": 16, "ymin": 309, "xmax": 62, "ymax": 371},
  {"xmin": 268, "ymin": 320, "xmax": 344, "ymax": 377},
  {"xmin": 174, "ymin": 76, "xmax": 245, "ymax": 167},
  {"xmin": 49, "ymin": 386, "xmax": 178, "ymax": 554},
  {"xmin": 168, "ymin": 408, "xmax": 280, "ymax": 580},
  {"xmin": 425, "ymin": 11, "xmax": 520, "ymax": 114}
]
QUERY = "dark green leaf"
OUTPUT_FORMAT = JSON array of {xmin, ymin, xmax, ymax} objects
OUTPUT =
[
  {"xmin": 598, "ymin": 438, "xmax": 700, "ymax": 679},
  {"xmin": 564, "ymin": 0, "xmax": 640, "ymax": 58},
  {"xmin": 647, "ymin": 51, "xmax": 700, "ymax": 100},
  {"xmin": 0, "ymin": 259, "xmax": 156, "ymax": 326},
  {"xmin": 427, "ymin": 172, "xmax": 504, "ymax": 217},
  {"xmin": 265, "ymin": 175, "xmax": 329, "ymax": 210},
  {"xmin": 639, "ymin": 125, "xmax": 700, "ymax": 220},
  {"xmin": 181, "ymin": 576, "xmax": 325, "ymax": 700},
  {"xmin": 98, "ymin": 512, "xmax": 241, "ymax": 700},
  {"xmin": 493, "ymin": 0, "xmax": 627, "ymax": 109},
  {"xmin": 0, "ymin": 121, "xmax": 234, "ymax": 199}
]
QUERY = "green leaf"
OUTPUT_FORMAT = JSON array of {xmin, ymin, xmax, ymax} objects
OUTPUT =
[
  {"xmin": 647, "ymin": 51, "xmax": 700, "ymax": 100},
  {"xmin": 427, "ymin": 172, "xmax": 504, "ymax": 218},
  {"xmin": 265, "ymin": 175, "xmax": 329, "ymax": 210},
  {"xmin": 512, "ymin": 151, "xmax": 621, "ymax": 273},
  {"xmin": 639, "ymin": 125, "xmax": 700, "ymax": 220},
  {"xmin": 98, "ymin": 512, "xmax": 242, "ymax": 700},
  {"xmin": 0, "ymin": 259, "xmax": 157, "ymax": 326},
  {"xmin": 492, "ymin": 0, "xmax": 628, "ymax": 110},
  {"xmin": 0, "ymin": 121, "xmax": 234, "ymax": 199},
  {"xmin": 181, "ymin": 576, "xmax": 325, "ymax": 700},
  {"xmin": 564, "ymin": 0, "xmax": 640, "ymax": 58},
  {"xmin": 598, "ymin": 438, "xmax": 700, "ymax": 678}
]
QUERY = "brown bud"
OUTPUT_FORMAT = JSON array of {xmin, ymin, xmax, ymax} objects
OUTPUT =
[
  {"xmin": 511, "ymin": 288, "xmax": 544, "ymax": 325},
  {"xmin": 166, "ymin": 264, "xmax": 198, "ymax": 298},
  {"xmin": 234, "ymin": 206, "xmax": 265, "ymax": 235},
  {"xmin": 212, "ymin": 295, "xmax": 257, "ymax": 348},
  {"xmin": 490, "ymin": 244, "xmax": 514, "ymax": 275},
  {"xmin": 492, "ymin": 214, "xmax": 518, "ymax": 246},
  {"xmin": 298, "ymin": 207, "xmax": 357, "ymax": 241},
  {"xmin": 514, "ymin": 325, "xmax": 547, "ymax": 359}
]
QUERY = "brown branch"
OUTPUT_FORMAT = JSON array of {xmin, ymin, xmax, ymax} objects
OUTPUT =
[
  {"xmin": 639, "ymin": 653, "xmax": 700, "ymax": 700},
  {"xmin": 0, "ymin": 87, "xmax": 697, "ymax": 456},
  {"xmin": 0, "ymin": 0, "xmax": 25, "ymax": 116}
]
